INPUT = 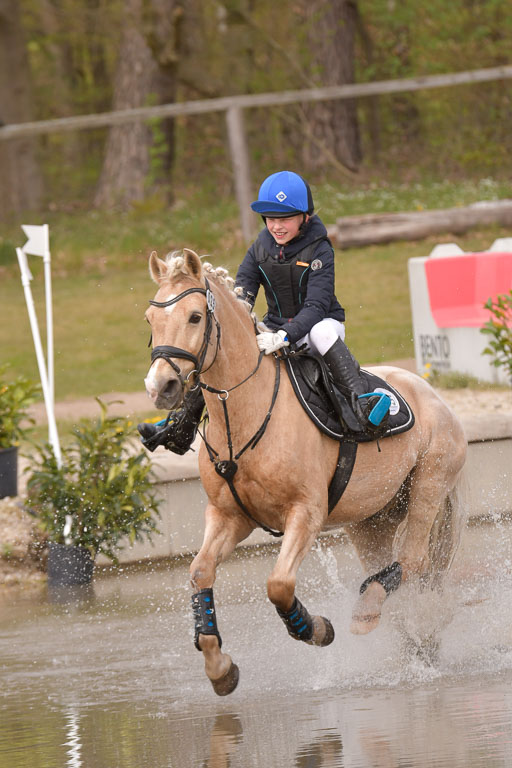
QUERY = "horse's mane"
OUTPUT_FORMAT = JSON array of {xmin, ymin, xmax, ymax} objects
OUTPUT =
[{"xmin": 164, "ymin": 250, "xmax": 253, "ymax": 313}]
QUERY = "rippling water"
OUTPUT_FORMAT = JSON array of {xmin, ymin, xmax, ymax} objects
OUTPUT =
[{"xmin": 1, "ymin": 519, "xmax": 511, "ymax": 767}]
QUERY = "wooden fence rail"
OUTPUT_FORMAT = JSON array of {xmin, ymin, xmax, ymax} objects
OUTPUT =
[{"xmin": 2, "ymin": 65, "xmax": 512, "ymax": 242}]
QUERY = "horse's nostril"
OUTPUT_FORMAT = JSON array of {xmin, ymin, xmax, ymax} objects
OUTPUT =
[{"xmin": 163, "ymin": 379, "xmax": 180, "ymax": 399}]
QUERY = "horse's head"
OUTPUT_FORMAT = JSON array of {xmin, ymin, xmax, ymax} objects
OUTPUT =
[{"xmin": 144, "ymin": 248, "xmax": 214, "ymax": 410}]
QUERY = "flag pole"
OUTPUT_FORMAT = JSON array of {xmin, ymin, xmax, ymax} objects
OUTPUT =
[
  {"xmin": 16, "ymin": 247, "xmax": 62, "ymax": 467},
  {"xmin": 41, "ymin": 225, "xmax": 54, "ymax": 404}
]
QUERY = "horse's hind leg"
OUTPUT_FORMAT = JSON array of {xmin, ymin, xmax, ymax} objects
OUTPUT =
[
  {"xmin": 351, "ymin": 439, "xmax": 465, "ymax": 635},
  {"xmin": 267, "ymin": 506, "xmax": 334, "ymax": 647},
  {"xmin": 190, "ymin": 504, "xmax": 253, "ymax": 695},
  {"xmin": 345, "ymin": 483, "xmax": 410, "ymax": 635}
]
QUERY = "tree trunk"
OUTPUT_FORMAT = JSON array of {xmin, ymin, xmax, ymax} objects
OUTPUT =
[
  {"xmin": 0, "ymin": 0, "xmax": 43, "ymax": 217},
  {"xmin": 354, "ymin": 3, "xmax": 380, "ymax": 163},
  {"xmin": 94, "ymin": 0, "xmax": 158, "ymax": 209},
  {"xmin": 300, "ymin": 0, "xmax": 362, "ymax": 173},
  {"xmin": 143, "ymin": 0, "xmax": 184, "ymax": 183},
  {"xmin": 328, "ymin": 201, "xmax": 512, "ymax": 248}
]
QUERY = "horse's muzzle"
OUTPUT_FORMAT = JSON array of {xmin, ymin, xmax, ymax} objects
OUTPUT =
[{"xmin": 145, "ymin": 373, "xmax": 183, "ymax": 410}]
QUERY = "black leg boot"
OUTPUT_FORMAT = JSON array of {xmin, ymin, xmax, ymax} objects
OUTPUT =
[
  {"xmin": 137, "ymin": 388, "xmax": 205, "ymax": 454},
  {"xmin": 322, "ymin": 338, "xmax": 389, "ymax": 432}
]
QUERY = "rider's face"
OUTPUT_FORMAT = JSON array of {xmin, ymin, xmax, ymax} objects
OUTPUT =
[{"xmin": 266, "ymin": 213, "xmax": 308, "ymax": 245}]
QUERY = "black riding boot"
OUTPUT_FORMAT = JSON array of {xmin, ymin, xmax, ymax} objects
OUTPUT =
[
  {"xmin": 322, "ymin": 338, "xmax": 389, "ymax": 432},
  {"xmin": 137, "ymin": 388, "xmax": 205, "ymax": 454}
]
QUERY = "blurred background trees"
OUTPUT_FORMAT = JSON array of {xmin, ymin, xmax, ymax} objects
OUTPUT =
[{"xmin": 1, "ymin": 0, "xmax": 511, "ymax": 217}]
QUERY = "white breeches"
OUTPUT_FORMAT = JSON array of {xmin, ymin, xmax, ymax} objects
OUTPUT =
[{"xmin": 297, "ymin": 318, "xmax": 346, "ymax": 356}]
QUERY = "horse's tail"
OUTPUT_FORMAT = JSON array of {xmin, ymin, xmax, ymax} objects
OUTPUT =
[{"xmin": 426, "ymin": 470, "xmax": 469, "ymax": 586}]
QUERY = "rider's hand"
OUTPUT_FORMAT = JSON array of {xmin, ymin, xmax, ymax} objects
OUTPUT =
[{"xmin": 256, "ymin": 329, "xmax": 290, "ymax": 354}]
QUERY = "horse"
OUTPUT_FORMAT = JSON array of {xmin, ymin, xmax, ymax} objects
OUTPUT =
[{"xmin": 143, "ymin": 248, "xmax": 467, "ymax": 696}]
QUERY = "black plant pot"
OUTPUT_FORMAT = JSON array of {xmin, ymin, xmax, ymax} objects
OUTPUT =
[
  {"xmin": 47, "ymin": 542, "xmax": 94, "ymax": 587},
  {"xmin": 0, "ymin": 445, "xmax": 18, "ymax": 499}
]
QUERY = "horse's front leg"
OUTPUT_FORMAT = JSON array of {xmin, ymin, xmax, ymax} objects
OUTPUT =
[
  {"xmin": 267, "ymin": 506, "xmax": 335, "ymax": 647},
  {"xmin": 190, "ymin": 504, "xmax": 253, "ymax": 696}
]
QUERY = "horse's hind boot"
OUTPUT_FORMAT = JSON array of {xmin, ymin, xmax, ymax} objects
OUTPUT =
[{"xmin": 137, "ymin": 388, "xmax": 205, "ymax": 454}]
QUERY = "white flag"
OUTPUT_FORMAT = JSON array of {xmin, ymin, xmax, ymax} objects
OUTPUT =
[{"xmin": 21, "ymin": 224, "xmax": 49, "ymax": 257}]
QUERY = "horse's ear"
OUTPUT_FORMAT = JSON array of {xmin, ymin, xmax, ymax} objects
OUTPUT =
[
  {"xmin": 149, "ymin": 250, "xmax": 168, "ymax": 284},
  {"xmin": 183, "ymin": 248, "xmax": 203, "ymax": 282}
]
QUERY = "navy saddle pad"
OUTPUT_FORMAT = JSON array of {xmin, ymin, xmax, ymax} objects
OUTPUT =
[{"xmin": 284, "ymin": 352, "xmax": 415, "ymax": 443}]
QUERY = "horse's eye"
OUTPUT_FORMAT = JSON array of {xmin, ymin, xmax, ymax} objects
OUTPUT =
[{"xmin": 189, "ymin": 313, "xmax": 202, "ymax": 324}]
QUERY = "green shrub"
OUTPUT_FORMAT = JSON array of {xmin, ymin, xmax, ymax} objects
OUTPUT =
[
  {"xmin": 481, "ymin": 291, "xmax": 512, "ymax": 383},
  {"xmin": 0, "ymin": 366, "xmax": 41, "ymax": 449},
  {"xmin": 26, "ymin": 399, "xmax": 160, "ymax": 561}
]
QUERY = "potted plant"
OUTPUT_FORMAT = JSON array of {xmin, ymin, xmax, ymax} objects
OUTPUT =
[
  {"xmin": 25, "ymin": 399, "xmax": 161, "ymax": 586},
  {"xmin": 0, "ymin": 366, "xmax": 41, "ymax": 499},
  {"xmin": 481, "ymin": 290, "xmax": 512, "ymax": 384}
]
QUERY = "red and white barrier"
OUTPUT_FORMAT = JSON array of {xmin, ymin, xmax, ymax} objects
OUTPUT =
[{"xmin": 408, "ymin": 239, "xmax": 512, "ymax": 384}]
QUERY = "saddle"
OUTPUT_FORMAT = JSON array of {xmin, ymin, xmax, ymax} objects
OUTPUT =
[{"xmin": 283, "ymin": 350, "xmax": 415, "ymax": 444}]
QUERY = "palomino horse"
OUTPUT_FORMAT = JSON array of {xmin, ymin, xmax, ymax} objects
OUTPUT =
[{"xmin": 144, "ymin": 249, "xmax": 467, "ymax": 696}]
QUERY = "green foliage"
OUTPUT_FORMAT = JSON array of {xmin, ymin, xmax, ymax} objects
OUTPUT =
[
  {"xmin": 0, "ymin": 239, "xmax": 15, "ymax": 266},
  {"xmin": 10, "ymin": 0, "xmax": 512, "ymax": 210},
  {"xmin": 481, "ymin": 291, "xmax": 512, "ymax": 382},
  {"xmin": 25, "ymin": 399, "xmax": 160, "ymax": 561},
  {"xmin": 355, "ymin": 0, "xmax": 512, "ymax": 176},
  {"xmin": 426, "ymin": 369, "xmax": 509, "ymax": 391},
  {"xmin": 0, "ymin": 366, "xmax": 41, "ymax": 449}
]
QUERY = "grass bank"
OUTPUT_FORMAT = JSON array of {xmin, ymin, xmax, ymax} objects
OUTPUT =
[{"xmin": 1, "ymin": 178, "xmax": 510, "ymax": 401}]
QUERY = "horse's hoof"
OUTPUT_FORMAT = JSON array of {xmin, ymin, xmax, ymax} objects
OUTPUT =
[
  {"xmin": 309, "ymin": 615, "xmax": 335, "ymax": 646},
  {"xmin": 211, "ymin": 662, "xmax": 240, "ymax": 696},
  {"xmin": 350, "ymin": 581, "xmax": 385, "ymax": 635},
  {"xmin": 350, "ymin": 613, "xmax": 381, "ymax": 635},
  {"xmin": 321, "ymin": 617, "xmax": 335, "ymax": 646}
]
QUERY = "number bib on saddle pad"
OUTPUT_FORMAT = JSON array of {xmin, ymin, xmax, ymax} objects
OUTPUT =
[{"xmin": 284, "ymin": 353, "xmax": 415, "ymax": 443}]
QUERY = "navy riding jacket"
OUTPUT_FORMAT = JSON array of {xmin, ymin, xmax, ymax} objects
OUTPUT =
[{"xmin": 234, "ymin": 215, "xmax": 345, "ymax": 343}]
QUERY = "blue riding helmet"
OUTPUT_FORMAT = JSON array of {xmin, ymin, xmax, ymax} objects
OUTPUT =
[{"xmin": 251, "ymin": 171, "xmax": 314, "ymax": 217}]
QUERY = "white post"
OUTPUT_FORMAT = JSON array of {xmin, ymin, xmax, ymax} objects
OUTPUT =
[
  {"xmin": 16, "ymin": 247, "xmax": 62, "ymax": 467},
  {"xmin": 41, "ymin": 225, "xmax": 54, "ymax": 404},
  {"xmin": 21, "ymin": 224, "xmax": 56, "ymax": 439}
]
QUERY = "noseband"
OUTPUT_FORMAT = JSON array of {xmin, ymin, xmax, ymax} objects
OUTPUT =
[{"xmin": 149, "ymin": 278, "xmax": 220, "ymax": 389}]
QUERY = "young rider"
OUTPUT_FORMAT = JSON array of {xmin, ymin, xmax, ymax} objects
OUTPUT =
[{"xmin": 138, "ymin": 170, "xmax": 388, "ymax": 453}]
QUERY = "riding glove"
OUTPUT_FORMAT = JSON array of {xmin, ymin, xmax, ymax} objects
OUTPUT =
[{"xmin": 256, "ymin": 329, "xmax": 290, "ymax": 354}]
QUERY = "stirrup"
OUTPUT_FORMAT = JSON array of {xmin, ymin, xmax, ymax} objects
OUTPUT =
[{"xmin": 357, "ymin": 392, "xmax": 391, "ymax": 427}]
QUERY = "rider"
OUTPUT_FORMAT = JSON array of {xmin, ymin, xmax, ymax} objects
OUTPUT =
[{"xmin": 138, "ymin": 170, "xmax": 389, "ymax": 454}]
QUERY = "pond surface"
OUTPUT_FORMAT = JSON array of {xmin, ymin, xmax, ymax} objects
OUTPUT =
[{"xmin": 1, "ymin": 519, "xmax": 512, "ymax": 768}]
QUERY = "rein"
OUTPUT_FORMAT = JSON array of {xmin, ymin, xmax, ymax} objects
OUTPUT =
[{"xmin": 148, "ymin": 279, "xmax": 284, "ymax": 537}]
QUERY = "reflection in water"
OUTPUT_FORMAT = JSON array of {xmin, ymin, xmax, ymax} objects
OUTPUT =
[
  {"xmin": 64, "ymin": 708, "xmax": 82, "ymax": 768},
  {"xmin": 0, "ymin": 521, "xmax": 511, "ymax": 767},
  {"xmin": 47, "ymin": 583, "xmax": 96, "ymax": 607},
  {"xmin": 358, "ymin": 728, "xmax": 394, "ymax": 768},
  {"xmin": 205, "ymin": 714, "xmax": 243, "ymax": 768},
  {"xmin": 295, "ymin": 731, "xmax": 343, "ymax": 768}
]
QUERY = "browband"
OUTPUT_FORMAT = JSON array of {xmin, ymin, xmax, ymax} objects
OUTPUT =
[{"xmin": 149, "ymin": 286, "xmax": 207, "ymax": 308}]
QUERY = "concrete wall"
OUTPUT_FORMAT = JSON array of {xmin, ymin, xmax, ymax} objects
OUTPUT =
[{"xmin": 101, "ymin": 413, "xmax": 512, "ymax": 565}]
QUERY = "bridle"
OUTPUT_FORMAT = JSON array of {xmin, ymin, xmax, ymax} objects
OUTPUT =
[
  {"xmin": 147, "ymin": 276, "xmax": 284, "ymax": 538},
  {"xmin": 149, "ymin": 278, "xmax": 221, "ymax": 391}
]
